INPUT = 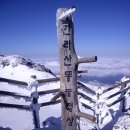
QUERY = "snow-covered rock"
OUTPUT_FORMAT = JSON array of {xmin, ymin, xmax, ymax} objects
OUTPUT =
[
  {"xmin": 0, "ymin": 55, "xmax": 56, "ymax": 82},
  {"xmin": 0, "ymin": 55, "xmax": 60, "ymax": 130},
  {"xmin": 0, "ymin": 55, "xmax": 55, "ymax": 77}
]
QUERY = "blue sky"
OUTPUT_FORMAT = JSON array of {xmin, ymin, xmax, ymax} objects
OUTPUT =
[{"xmin": 0, "ymin": 0, "xmax": 130, "ymax": 60}]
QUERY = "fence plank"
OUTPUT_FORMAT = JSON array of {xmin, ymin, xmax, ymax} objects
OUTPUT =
[
  {"xmin": 107, "ymin": 97, "xmax": 124, "ymax": 107},
  {"xmin": 106, "ymin": 86, "xmax": 130, "ymax": 100},
  {"xmin": 0, "ymin": 77, "xmax": 60, "ymax": 86},
  {"xmin": 81, "ymin": 102, "xmax": 94, "ymax": 110},
  {"xmin": 40, "ymin": 100, "xmax": 61, "ymax": 107},
  {"xmin": 0, "ymin": 77, "xmax": 28, "ymax": 86},
  {"xmin": 0, "ymin": 90, "xmax": 29, "ymax": 99},
  {"xmin": 78, "ymin": 92, "xmax": 96, "ymax": 103},
  {"xmin": 77, "ymin": 81, "xmax": 96, "ymax": 95},
  {"xmin": 0, "ymin": 103, "xmax": 30, "ymax": 110},
  {"xmin": 102, "ymin": 80, "xmax": 130, "ymax": 94},
  {"xmin": 37, "ymin": 77, "xmax": 60, "ymax": 84},
  {"xmin": 38, "ymin": 89, "xmax": 60, "ymax": 96}
]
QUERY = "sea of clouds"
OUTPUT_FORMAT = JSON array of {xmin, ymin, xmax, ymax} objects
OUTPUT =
[{"xmin": 43, "ymin": 57, "xmax": 130, "ymax": 84}]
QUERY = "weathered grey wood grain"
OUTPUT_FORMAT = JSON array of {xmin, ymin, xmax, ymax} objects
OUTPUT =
[
  {"xmin": 56, "ymin": 7, "xmax": 96, "ymax": 130},
  {"xmin": 57, "ymin": 8, "xmax": 79, "ymax": 130}
]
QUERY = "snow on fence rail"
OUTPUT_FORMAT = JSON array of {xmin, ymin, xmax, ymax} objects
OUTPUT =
[
  {"xmin": 0, "ymin": 77, "xmax": 61, "ymax": 129},
  {"xmin": 77, "ymin": 81, "xmax": 96, "ymax": 95},
  {"xmin": 79, "ymin": 78, "xmax": 130, "ymax": 124},
  {"xmin": 0, "ymin": 77, "xmax": 60, "ymax": 85},
  {"xmin": 102, "ymin": 79, "xmax": 130, "ymax": 94},
  {"xmin": 1, "ymin": 76, "xmax": 130, "ymax": 128},
  {"xmin": 0, "ymin": 76, "xmax": 96, "ymax": 129}
]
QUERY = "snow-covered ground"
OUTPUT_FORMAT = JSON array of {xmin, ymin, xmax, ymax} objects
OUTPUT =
[
  {"xmin": 0, "ymin": 55, "xmax": 130, "ymax": 130},
  {"xmin": 0, "ymin": 55, "xmax": 60, "ymax": 130}
]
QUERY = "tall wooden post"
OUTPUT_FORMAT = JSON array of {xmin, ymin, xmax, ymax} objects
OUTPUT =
[
  {"xmin": 55, "ymin": 7, "xmax": 97, "ymax": 130},
  {"xmin": 57, "ymin": 7, "xmax": 79, "ymax": 130}
]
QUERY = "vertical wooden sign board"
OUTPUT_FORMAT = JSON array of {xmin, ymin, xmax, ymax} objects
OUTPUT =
[
  {"xmin": 56, "ymin": 8, "xmax": 97, "ymax": 130},
  {"xmin": 57, "ymin": 8, "xmax": 78, "ymax": 130}
]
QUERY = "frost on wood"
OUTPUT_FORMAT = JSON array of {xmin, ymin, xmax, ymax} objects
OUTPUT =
[
  {"xmin": 56, "ymin": 7, "xmax": 97, "ymax": 130},
  {"xmin": 27, "ymin": 75, "xmax": 38, "ymax": 91},
  {"xmin": 58, "ymin": 7, "xmax": 76, "ymax": 20}
]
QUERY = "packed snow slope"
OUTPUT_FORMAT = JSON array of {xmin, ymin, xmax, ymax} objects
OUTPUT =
[
  {"xmin": 0, "ymin": 55, "xmax": 56, "ymax": 80},
  {"xmin": 0, "ymin": 55, "xmax": 61, "ymax": 130},
  {"xmin": 0, "ymin": 55, "xmax": 130, "ymax": 130}
]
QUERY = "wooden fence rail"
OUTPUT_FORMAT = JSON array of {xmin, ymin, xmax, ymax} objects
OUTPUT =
[
  {"xmin": 0, "ymin": 103, "xmax": 30, "ymax": 110},
  {"xmin": 0, "ymin": 90, "xmax": 29, "ymax": 98},
  {"xmin": 78, "ymin": 79, "xmax": 130, "ymax": 126},
  {"xmin": 102, "ymin": 79, "xmax": 130, "ymax": 94},
  {"xmin": 40, "ymin": 100, "xmax": 61, "ymax": 107},
  {"xmin": 0, "ymin": 77, "xmax": 62, "ymax": 129},
  {"xmin": 78, "ymin": 92, "xmax": 96, "ymax": 103},
  {"xmin": 107, "ymin": 97, "xmax": 124, "ymax": 107},
  {"xmin": 77, "ymin": 81, "xmax": 96, "ymax": 95},
  {"xmin": 38, "ymin": 89, "xmax": 60, "ymax": 96},
  {"xmin": 105, "ymin": 85, "xmax": 130, "ymax": 100},
  {"xmin": 0, "ymin": 77, "xmax": 60, "ymax": 85},
  {"xmin": 1, "ymin": 75, "xmax": 130, "ymax": 128},
  {"xmin": 81, "ymin": 102, "xmax": 94, "ymax": 111},
  {"xmin": 0, "ymin": 77, "xmax": 28, "ymax": 85}
]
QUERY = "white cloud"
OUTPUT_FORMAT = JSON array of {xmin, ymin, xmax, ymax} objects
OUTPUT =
[
  {"xmin": 80, "ymin": 57, "xmax": 130, "ymax": 77},
  {"xmin": 44, "ymin": 61, "xmax": 60, "ymax": 75},
  {"xmin": 43, "ymin": 57, "xmax": 130, "ymax": 78}
]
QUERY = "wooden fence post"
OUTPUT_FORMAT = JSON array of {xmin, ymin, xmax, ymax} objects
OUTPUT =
[
  {"xmin": 56, "ymin": 7, "xmax": 97, "ymax": 130},
  {"xmin": 31, "ymin": 91, "xmax": 40, "ymax": 129},
  {"xmin": 120, "ymin": 77, "xmax": 128, "ymax": 112},
  {"xmin": 29, "ymin": 75, "xmax": 40, "ymax": 129},
  {"xmin": 122, "ymin": 83, "xmax": 127, "ymax": 112}
]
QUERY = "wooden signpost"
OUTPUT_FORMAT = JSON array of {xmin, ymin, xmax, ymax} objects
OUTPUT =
[{"xmin": 51, "ymin": 7, "xmax": 97, "ymax": 130}]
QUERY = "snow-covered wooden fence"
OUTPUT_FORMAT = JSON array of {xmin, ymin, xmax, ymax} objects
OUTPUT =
[
  {"xmin": 79, "ymin": 78, "xmax": 130, "ymax": 124},
  {"xmin": 1, "ymin": 76, "xmax": 130, "ymax": 129},
  {"xmin": 0, "ymin": 77, "xmax": 61, "ymax": 129},
  {"xmin": 0, "ymin": 76, "xmax": 97, "ymax": 129}
]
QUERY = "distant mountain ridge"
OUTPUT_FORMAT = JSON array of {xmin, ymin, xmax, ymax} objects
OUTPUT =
[{"xmin": 0, "ymin": 55, "xmax": 56, "ymax": 77}]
